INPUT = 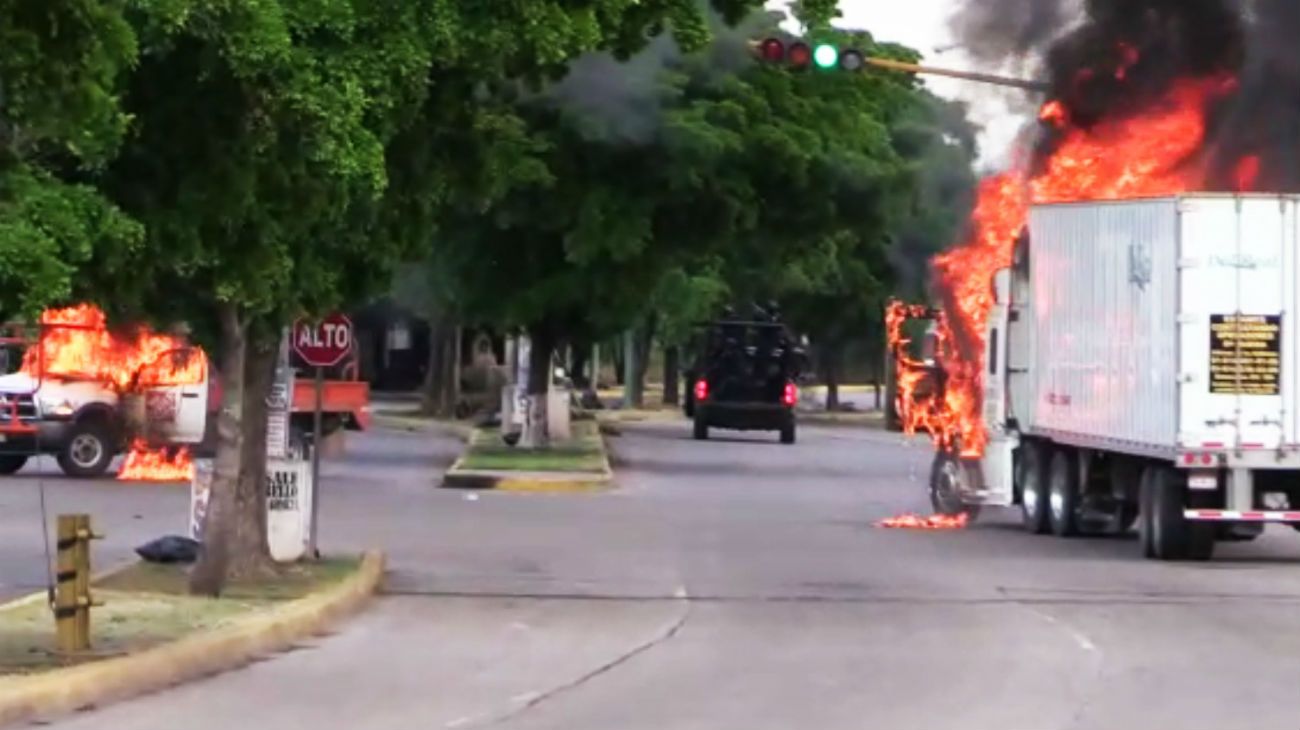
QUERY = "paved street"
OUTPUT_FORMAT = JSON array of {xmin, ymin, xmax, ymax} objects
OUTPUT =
[{"xmin": 12, "ymin": 421, "xmax": 1300, "ymax": 729}]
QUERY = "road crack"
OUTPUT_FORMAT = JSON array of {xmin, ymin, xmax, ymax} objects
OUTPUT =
[{"xmin": 469, "ymin": 593, "xmax": 692, "ymax": 728}]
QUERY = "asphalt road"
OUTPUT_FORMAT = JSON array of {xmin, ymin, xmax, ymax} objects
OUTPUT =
[{"xmin": 17, "ymin": 420, "xmax": 1300, "ymax": 729}]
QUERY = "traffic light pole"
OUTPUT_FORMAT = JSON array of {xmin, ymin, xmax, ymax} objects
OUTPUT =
[
  {"xmin": 749, "ymin": 39, "xmax": 1049, "ymax": 93},
  {"xmin": 863, "ymin": 57, "xmax": 1049, "ymax": 93}
]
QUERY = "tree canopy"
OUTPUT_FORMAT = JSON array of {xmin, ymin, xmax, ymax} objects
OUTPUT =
[{"xmin": 0, "ymin": 0, "xmax": 142, "ymax": 318}]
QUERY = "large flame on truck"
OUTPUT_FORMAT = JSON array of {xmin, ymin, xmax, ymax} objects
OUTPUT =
[
  {"xmin": 891, "ymin": 74, "xmax": 1242, "ymax": 458},
  {"xmin": 22, "ymin": 305, "xmax": 204, "ymax": 482},
  {"xmin": 22, "ymin": 305, "xmax": 206, "ymax": 389}
]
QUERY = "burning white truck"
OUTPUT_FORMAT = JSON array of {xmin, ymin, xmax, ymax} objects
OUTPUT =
[
  {"xmin": 922, "ymin": 194, "xmax": 1300, "ymax": 560},
  {"xmin": 0, "ymin": 306, "xmax": 209, "ymax": 478}
]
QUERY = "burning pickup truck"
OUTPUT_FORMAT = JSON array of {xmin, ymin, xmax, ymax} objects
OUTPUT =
[
  {"xmin": 0, "ymin": 305, "xmax": 370, "ymax": 479},
  {"xmin": 0, "ymin": 306, "xmax": 210, "ymax": 478}
]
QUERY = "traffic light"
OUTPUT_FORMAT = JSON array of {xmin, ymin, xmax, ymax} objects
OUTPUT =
[{"xmin": 753, "ymin": 37, "xmax": 867, "ymax": 73}]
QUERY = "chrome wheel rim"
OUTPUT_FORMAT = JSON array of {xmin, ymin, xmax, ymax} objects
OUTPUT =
[{"xmin": 70, "ymin": 434, "xmax": 103, "ymax": 468}]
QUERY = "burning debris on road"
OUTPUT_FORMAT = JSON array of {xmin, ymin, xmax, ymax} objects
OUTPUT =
[
  {"xmin": 118, "ymin": 439, "xmax": 196, "ymax": 482},
  {"xmin": 875, "ymin": 513, "xmax": 970, "ymax": 531},
  {"xmin": 891, "ymin": 0, "xmax": 1291, "ymax": 459}
]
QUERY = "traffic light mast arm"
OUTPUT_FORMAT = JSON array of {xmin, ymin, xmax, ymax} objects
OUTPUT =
[{"xmin": 863, "ymin": 57, "xmax": 1049, "ymax": 93}]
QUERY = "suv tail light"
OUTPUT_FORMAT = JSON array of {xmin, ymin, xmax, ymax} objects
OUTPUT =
[
  {"xmin": 694, "ymin": 379, "xmax": 709, "ymax": 401},
  {"xmin": 782, "ymin": 382, "xmax": 798, "ymax": 407}
]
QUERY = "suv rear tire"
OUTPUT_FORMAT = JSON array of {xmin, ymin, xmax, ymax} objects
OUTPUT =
[
  {"xmin": 693, "ymin": 414, "xmax": 709, "ymax": 441},
  {"xmin": 58, "ymin": 420, "xmax": 115, "ymax": 478},
  {"xmin": 780, "ymin": 420, "xmax": 796, "ymax": 445}
]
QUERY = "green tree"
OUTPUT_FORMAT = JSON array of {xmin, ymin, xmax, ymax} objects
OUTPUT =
[
  {"xmin": 0, "ymin": 0, "xmax": 142, "ymax": 319},
  {"xmin": 99, "ymin": 0, "xmax": 761, "ymax": 592}
]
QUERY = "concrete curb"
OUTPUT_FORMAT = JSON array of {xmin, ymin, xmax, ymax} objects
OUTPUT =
[
  {"xmin": 441, "ymin": 427, "xmax": 615, "ymax": 494},
  {"xmin": 0, "ymin": 550, "xmax": 386, "ymax": 726},
  {"xmin": 441, "ymin": 459, "xmax": 613, "ymax": 493}
]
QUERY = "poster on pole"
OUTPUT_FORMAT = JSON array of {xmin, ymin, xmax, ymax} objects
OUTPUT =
[{"xmin": 267, "ymin": 330, "xmax": 295, "ymax": 459}]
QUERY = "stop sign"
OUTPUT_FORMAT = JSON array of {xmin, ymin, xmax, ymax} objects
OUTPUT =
[{"xmin": 292, "ymin": 313, "xmax": 353, "ymax": 367}]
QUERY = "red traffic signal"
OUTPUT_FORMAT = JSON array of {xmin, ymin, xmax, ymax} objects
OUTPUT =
[
  {"xmin": 788, "ymin": 42, "xmax": 812, "ymax": 69},
  {"xmin": 758, "ymin": 38, "xmax": 785, "ymax": 63}
]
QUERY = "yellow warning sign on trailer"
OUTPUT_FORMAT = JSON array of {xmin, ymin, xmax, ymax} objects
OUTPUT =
[{"xmin": 1209, "ymin": 314, "xmax": 1281, "ymax": 396}]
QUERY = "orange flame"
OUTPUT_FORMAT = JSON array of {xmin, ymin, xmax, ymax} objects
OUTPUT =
[
  {"xmin": 21, "ymin": 304, "xmax": 206, "ymax": 389},
  {"xmin": 892, "ymin": 75, "xmax": 1238, "ymax": 458},
  {"xmin": 117, "ymin": 439, "xmax": 195, "ymax": 482},
  {"xmin": 876, "ymin": 513, "xmax": 970, "ymax": 530}
]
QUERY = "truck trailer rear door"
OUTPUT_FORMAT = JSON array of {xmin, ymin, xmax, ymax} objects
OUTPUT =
[{"xmin": 1178, "ymin": 196, "xmax": 1295, "ymax": 452}]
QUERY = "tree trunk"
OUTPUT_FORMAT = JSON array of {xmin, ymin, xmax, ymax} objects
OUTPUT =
[
  {"xmin": 611, "ymin": 338, "xmax": 625, "ymax": 386},
  {"xmin": 190, "ymin": 302, "xmax": 246, "ymax": 596},
  {"xmin": 442, "ymin": 325, "xmax": 461, "ymax": 417},
  {"xmin": 872, "ymin": 354, "xmax": 883, "ymax": 411},
  {"xmin": 822, "ymin": 344, "xmax": 842, "ymax": 412},
  {"xmin": 570, "ymin": 339, "xmax": 592, "ymax": 391},
  {"xmin": 662, "ymin": 345, "xmax": 680, "ymax": 406},
  {"xmin": 421, "ymin": 318, "xmax": 447, "ymax": 417},
  {"xmin": 622, "ymin": 330, "xmax": 642, "ymax": 408},
  {"xmin": 521, "ymin": 325, "xmax": 553, "ymax": 449},
  {"xmin": 229, "ymin": 334, "xmax": 277, "ymax": 578},
  {"xmin": 632, "ymin": 315, "xmax": 656, "ymax": 402}
]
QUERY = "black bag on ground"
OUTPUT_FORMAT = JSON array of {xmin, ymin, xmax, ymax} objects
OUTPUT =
[{"xmin": 136, "ymin": 535, "xmax": 201, "ymax": 564}]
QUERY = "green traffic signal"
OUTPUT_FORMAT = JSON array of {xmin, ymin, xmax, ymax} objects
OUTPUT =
[{"xmin": 813, "ymin": 44, "xmax": 839, "ymax": 70}]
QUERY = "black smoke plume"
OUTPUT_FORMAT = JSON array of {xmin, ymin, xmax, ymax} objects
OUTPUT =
[{"xmin": 950, "ymin": 0, "xmax": 1300, "ymax": 191}]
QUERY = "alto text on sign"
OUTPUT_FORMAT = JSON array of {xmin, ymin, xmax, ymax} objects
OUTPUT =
[{"xmin": 291, "ymin": 314, "xmax": 353, "ymax": 368}]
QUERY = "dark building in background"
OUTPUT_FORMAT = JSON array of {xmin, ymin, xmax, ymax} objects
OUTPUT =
[{"xmin": 351, "ymin": 299, "xmax": 506, "ymax": 394}]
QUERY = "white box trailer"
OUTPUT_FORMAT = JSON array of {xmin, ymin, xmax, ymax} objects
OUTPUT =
[{"xmin": 933, "ymin": 194, "xmax": 1300, "ymax": 560}]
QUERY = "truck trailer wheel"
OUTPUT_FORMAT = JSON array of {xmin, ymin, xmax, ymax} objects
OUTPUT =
[
  {"xmin": 1017, "ymin": 442, "xmax": 1050, "ymax": 534},
  {"xmin": 1048, "ymin": 449, "xmax": 1081, "ymax": 537},
  {"xmin": 1143, "ymin": 466, "xmax": 1215, "ymax": 561},
  {"xmin": 0, "ymin": 455, "xmax": 27, "ymax": 475},
  {"xmin": 57, "ymin": 421, "xmax": 115, "ymax": 478}
]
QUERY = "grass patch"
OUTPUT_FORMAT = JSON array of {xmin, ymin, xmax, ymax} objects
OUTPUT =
[
  {"xmin": 0, "ymin": 556, "xmax": 360, "ymax": 676},
  {"xmin": 459, "ymin": 420, "xmax": 607, "ymax": 473}
]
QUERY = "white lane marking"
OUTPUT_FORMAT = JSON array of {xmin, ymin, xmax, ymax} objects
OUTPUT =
[
  {"xmin": 511, "ymin": 691, "xmax": 542, "ymax": 704},
  {"xmin": 1033, "ymin": 608, "xmax": 1099, "ymax": 653},
  {"xmin": 445, "ymin": 716, "xmax": 474, "ymax": 728},
  {"xmin": 508, "ymin": 621, "xmax": 531, "ymax": 632},
  {"xmin": 673, "ymin": 585, "xmax": 688, "ymax": 599}
]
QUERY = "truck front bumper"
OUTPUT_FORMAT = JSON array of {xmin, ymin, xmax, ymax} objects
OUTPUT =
[{"xmin": 0, "ymin": 421, "xmax": 73, "ymax": 455}]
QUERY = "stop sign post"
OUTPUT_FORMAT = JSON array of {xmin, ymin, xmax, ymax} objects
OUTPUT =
[{"xmin": 291, "ymin": 314, "xmax": 353, "ymax": 557}]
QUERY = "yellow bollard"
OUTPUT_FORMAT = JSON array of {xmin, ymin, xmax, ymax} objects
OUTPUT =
[{"xmin": 52, "ymin": 514, "xmax": 102, "ymax": 653}]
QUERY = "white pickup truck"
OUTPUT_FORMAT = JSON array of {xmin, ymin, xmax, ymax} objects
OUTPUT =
[{"xmin": 0, "ymin": 348, "xmax": 209, "ymax": 477}]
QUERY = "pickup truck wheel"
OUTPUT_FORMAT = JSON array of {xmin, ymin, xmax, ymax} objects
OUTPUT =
[
  {"xmin": 692, "ymin": 414, "xmax": 708, "ymax": 441},
  {"xmin": 1018, "ymin": 442, "xmax": 1050, "ymax": 534},
  {"xmin": 780, "ymin": 420, "xmax": 796, "ymax": 445},
  {"xmin": 57, "ymin": 422, "xmax": 114, "ymax": 478},
  {"xmin": 0, "ymin": 455, "xmax": 27, "ymax": 475},
  {"xmin": 1048, "ymin": 449, "xmax": 1081, "ymax": 537},
  {"xmin": 1146, "ymin": 466, "xmax": 1215, "ymax": 561}
]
